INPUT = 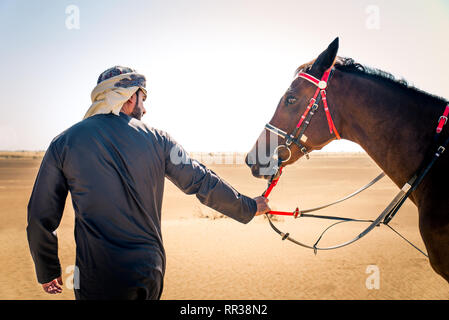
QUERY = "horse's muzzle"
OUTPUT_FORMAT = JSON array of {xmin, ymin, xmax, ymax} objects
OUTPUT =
[{"xmin": 245, "ymin": 154, "xmax": 277, "ymax": 180}]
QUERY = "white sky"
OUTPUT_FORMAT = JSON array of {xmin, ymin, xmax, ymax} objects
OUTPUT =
[{"xmin": 0, "ymin": 0, "xmax": 448, "ymax": 152}]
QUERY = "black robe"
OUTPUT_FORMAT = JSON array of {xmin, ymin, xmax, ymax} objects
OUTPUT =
[{"xmin": 27, "ymin": 112, "xmax": 256, "ymax": 298}]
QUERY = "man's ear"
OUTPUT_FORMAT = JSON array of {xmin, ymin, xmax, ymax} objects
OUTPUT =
[
  {"xmin": 309, "ymin": 37, "xmax": 339, "ymax": 78},
  {"xmin": 121, "ymin": 94, "xmax": 136, "ymax": 113},
  {"xmin": 127, "ymin": 93, "xmax": 138, "ymax": 105}
]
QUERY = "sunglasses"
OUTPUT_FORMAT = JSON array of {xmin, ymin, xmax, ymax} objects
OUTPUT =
[{"xmin": 138, "ymin": 88, "xmax": 147, "ymax": 101}]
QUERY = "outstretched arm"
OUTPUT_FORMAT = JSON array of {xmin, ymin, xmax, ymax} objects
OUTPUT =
[{"xmin": 164, "ymin": 134, "xmax": 269, "ymax": 223}]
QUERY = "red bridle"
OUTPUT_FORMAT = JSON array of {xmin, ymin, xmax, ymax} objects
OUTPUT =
[
  {"xmin": 295, "ymin": 68, "xmax": 341, "ymax": 140},
  {"xmin": 263, "ymin": 68, "xmax": 341, "ymax": 201}
]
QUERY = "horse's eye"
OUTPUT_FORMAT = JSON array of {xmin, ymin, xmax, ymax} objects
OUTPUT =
[{"xmin": 285, "ymin": 95, "xmax": 297, "ymax": 105}]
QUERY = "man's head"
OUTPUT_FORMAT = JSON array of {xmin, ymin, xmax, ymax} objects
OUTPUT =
[
  {"xmin": 85, "ymin": 65, "xmax": 147, "ymax": 120},
  {"xmin": 120, "ymin": 88, "xmax": 147, "ymax": 120}
]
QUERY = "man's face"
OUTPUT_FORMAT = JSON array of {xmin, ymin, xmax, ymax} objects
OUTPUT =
[{"xmin": 130, "ymin": 89, "xmax": 147, "ymax": 120}]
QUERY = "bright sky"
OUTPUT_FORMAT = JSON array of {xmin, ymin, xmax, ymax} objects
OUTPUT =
[{"xmin": 1, "ymin": 0, "xmax": 448, "ymax": 152}]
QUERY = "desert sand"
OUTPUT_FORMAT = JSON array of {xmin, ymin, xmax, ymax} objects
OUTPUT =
[{"xmin": 0, "ymin": 152, "xmax": 447, "ymax": 300}]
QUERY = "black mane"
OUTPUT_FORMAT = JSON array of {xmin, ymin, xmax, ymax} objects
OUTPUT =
[{"xmin": 334, "ymin": 57, "xmax": 446, "ymax": 102}]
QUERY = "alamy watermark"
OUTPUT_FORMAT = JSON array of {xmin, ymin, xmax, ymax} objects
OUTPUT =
[
  {"xmin": 365, "ymin": 5, "xmax": 380, "ymax": 30},
  {"xmin": 65, "ymin": 5, "xmax": 80, "ymax": 30},
  {"xmin": 65, "ymin": 265, "xmax": 80, "ymax": 290},
  {"xmin": 169, "ymin": 131, "xmax": 280, "ymax": 176},
  {"xmin": 365, "ymin": 265, "xmax": 380, "ymax": 289}
]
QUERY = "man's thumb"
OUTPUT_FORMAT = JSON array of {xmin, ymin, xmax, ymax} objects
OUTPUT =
[{"xmin": 57, "ymin": 276, "xmax": 63, "ymax": 285}]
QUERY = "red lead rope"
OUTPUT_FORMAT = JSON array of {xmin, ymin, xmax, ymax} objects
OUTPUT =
[
  {"xmin": 262, "ymin": 167, "xmax": 302, "ymax": 218},
  {"xmin": 262, "ymin": 167, "xmax": 283, "ymax": 198}
]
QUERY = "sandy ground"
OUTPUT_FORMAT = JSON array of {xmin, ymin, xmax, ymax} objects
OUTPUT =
[{"xmin": 0, "ymin": 152, "xmax": 448, "ymax": 300}]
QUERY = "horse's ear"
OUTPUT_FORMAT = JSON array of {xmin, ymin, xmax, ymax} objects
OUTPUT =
[{"xmin": 310, "ymin": 37, "xmax": 339, "ymax": 77}]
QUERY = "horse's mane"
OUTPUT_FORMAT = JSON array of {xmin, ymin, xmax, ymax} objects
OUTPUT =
[
  {"xmin": 295, "ymin": 56, "xmax": 446, "ymax": 102},
  {"xmin": 335, "ymin": 56, "xmax": 418, "ymax": 91}
]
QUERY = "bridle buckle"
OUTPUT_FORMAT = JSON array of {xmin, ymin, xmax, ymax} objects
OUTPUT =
[
  {"xmin": 300, "ymin": 146, "xmax": 310, "ymax": 159},
  {"xmin": 293, "ymin": 207, "xmax": 301, "ymax": 219}
]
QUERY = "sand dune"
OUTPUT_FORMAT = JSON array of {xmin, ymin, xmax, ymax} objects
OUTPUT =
[{"xmin": 0, "ymin": 152, "xmax": 447, "ymax": 300}]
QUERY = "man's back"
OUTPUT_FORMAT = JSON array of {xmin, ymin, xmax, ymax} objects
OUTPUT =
[
  {"xmin": 29, "ymin": 112, "xmax": 170, "ymax": 297},
  {"xmin": 60, "ymin": 112, "xmax": 167, "ymax": 250}
]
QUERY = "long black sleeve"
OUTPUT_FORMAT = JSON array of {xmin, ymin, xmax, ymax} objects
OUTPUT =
[
  {"xmin": 164, "ymin": 135, "xmax": 257, "ymax": 224},
  {"xmin": 27, "ymin": 141, "xmax": 68, "ymax": 284},
  {"xmin": 25, "ymin": 112, "xmax": 256, "ymax": 295}
]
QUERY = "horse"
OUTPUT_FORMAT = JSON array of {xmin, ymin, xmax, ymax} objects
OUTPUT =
[{"xmin": 245, "ymin": 37, "xmax": 449, "ymax": 283}]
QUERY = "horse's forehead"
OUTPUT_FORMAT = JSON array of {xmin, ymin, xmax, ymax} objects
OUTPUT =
[{"xmin": 287, "ymin": 77, "xmax": 302, "ymax": 93}]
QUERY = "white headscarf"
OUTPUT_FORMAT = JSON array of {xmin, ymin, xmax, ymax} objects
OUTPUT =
[{"xmin": 83, "ymin": 67, "xmax": 146, "ymax": 120}]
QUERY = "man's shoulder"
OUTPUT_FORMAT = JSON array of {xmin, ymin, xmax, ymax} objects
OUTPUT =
[
  {"xmin": 48, "ymin": 115, "xmax": 108, "ymax": 148},
  {"xmin": 49, "ymin": 118, "xmax": 90, "ymax": 143},
  {"xmin": 48, "ymin": 114, "xmax": 177, "ymax": 151},
  {"xmin": 133, "ymin": 121, "xmax": 173, "ymax": 143}
]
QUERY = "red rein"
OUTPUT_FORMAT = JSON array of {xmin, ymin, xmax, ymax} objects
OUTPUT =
[{"xmin": 262, "ymin": 167, "xmax": 301, "ymax": 217}]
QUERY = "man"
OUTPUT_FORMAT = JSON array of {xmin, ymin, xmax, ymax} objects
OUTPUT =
[{"xmin": 27, "ymin": 66, "xmax": 270, "ymax": 300}]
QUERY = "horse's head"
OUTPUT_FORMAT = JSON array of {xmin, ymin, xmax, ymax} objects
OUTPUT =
[{"xmin": 246, "ymin": 37, "xmax": 341, "ymax": 179}]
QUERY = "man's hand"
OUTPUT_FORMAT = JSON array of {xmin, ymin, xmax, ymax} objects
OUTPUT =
[
  {"xmin": 42, "ymin": 276, "xmax": 63, "ymax": 294},
  {"xmin": 254, "ymin": 196, "xmax": 271, "ymax": 216}
]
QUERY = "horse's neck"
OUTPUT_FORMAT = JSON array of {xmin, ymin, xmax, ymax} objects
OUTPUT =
[{"xmin": 331, "ymin": 70, "xmax": 446, "ymax": 202}]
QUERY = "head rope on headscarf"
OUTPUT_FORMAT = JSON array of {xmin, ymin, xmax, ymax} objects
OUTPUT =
[{"xmin": 83, "ymin": 66, "xmax": 147, "ymax": 120}]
